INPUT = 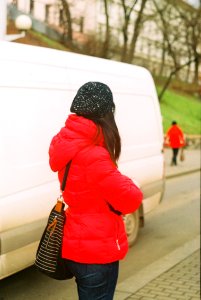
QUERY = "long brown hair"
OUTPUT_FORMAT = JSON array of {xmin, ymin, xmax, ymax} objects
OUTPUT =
[{"xmin": 92, "ymin": 111, "xmax": 121, "ymax": 166}]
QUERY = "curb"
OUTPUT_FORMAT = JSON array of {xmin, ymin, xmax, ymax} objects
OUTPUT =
[
  {"xmin": 165, "ymin": 168, "xmax": 200, "ymax": 179},
  {"xmin": 115, "ymin": 235, "xmax": 200, "ymax": 299}
]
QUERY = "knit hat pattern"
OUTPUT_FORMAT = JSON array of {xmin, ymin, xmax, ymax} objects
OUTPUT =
[{"xmin": 70, "ymin": 82, "xmax": 114, "ymax": 118}]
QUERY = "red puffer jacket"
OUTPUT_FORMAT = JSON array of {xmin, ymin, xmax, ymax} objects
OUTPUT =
[
  {"xmin": 166, "ymin": 125, "xmax": 185, "ymax": 148},
  {"xmin": 49, "ymin": 114, "xmax": 143, "ymax": 264}
]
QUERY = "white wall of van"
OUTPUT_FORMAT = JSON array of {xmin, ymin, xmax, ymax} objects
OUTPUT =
[{"xmin": 0, "ymin": 42, "xmax": 164, "ymax": 280}]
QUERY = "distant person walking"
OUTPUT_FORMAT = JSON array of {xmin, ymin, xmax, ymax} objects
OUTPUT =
[{"xmin": 165, "ymin": 121, "xmax": 185, "ymax": 166}]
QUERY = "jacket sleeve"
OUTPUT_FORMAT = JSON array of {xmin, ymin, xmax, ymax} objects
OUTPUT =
[
  {"xmin": 178, "ymin": 127, "xmax": 185, "ymax": 146},
  {"xmin": 86, "ymin": 148, "xmax": 143, "ymax": 215},
  {"xmin": 49, "ymin": 132, "xmax": 75, "ymax": 172},
  {"xmin": 49, "ymin": 134, "xmax": 67, "ymax": 172}
]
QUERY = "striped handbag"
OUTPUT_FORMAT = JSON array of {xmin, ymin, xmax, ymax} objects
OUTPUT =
[{"xmin": 35, "ymin": 161, "xmax": 73, "ymax": 280}]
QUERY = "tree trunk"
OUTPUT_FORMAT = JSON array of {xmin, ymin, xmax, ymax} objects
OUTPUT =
[
  {"xmin": 120, "ymin": 0, "xmax": 138, "ymax": 62},
  {"xmin": 194, "ymin": 56, "xmax": 200, "ymax": 85},
  {"xmin": 60, "ymin": 0, "xmax": 73, "ymax": 44},
  {"xmin": 153, "ymin": 0, "xmax": 180, "ymax": 77},
  {"xmin": 120, "ymin": 20, "xmax": 129, "ymax": 62},
  {"xmin": 185, "ymin": 62, "xmax": 191, "ymax": 83},
  {"xmin": 127, "ymin": 0, "xmax": 147, "ymax": 63},
  {"xmin": 159, "ymin": 38, "xmax": 166, "ymax": 76},
  {"xmin": 101, "ymin": 0, "xmax": 110, "ymax": 58}
]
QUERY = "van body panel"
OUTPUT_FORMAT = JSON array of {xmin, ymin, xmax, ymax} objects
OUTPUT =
[
  {"xmin": 1, "ymin": 219, "xmax": 46, "ymax": 255},
  {"xmin": 0, "ymin": 182, "xmax": 58, "ymax": 232},
  {"xmin": 1, "ymin": 242, "xmax": 39, "ymax": 280},
  {"xmin": 0, "ymin": 42, "xmax": 164, "ymax": 279}
]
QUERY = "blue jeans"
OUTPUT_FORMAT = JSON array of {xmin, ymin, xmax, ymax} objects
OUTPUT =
[{"xmin": 64, "ymin": 259, "xmax": 119, "ymax": 300}]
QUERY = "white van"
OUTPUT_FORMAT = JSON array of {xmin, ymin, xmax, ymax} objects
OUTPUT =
[{"xmin": 0, "ymin": 42, "xmax": 164, "ymax": 280}]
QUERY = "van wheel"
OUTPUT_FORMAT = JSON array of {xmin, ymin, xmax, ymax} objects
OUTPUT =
[{"xmin": 124, "ymin": 210, "xmax": 140, "ymax": 247}]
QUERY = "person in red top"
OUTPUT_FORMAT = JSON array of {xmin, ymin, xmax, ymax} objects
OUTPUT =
[
  {"xmin": 165, "ymin": 121, "xmax": 185, "ymax": 166},
  {"xmin": 49, "ymin": 82, "xmax": 143, "ymax": 300}
]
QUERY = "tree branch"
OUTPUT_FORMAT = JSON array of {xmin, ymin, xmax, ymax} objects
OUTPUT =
[{"xmin": 158, "ymin": 57, "xmax": 196, "ymax": 101}]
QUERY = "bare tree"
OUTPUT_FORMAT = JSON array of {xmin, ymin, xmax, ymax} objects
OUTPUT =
[
  {"xmin": 101, "ymin": 0, "xmax": 110, "ymax": 58},
  {"xmin": 120, "ymin": 0, "xmax": 138, "ymax": 62},
  {"xmin": 152, "ymin": 0, "xmax": 200, "ymax": 101},
  {"xmin": 59, "ymin": 0, "xmax": 73, "ymax": 45},
  {"xmin": 175, "ymin": 1, "xmax": 201, "ymax": 84},
  {"xmin": 158, "ymin": 58, "xmax": 197, "ymax": 101},
  {"xmin": 159, "ymin": 35, "xmax": 167, "ymax": 76},
  {"xmin": 127, "ymin": 0, "xmax": 148, "ymax": 63},
  {"xmin": 153, "ymin": 0, "xmax": 181, "ymax": 72}
]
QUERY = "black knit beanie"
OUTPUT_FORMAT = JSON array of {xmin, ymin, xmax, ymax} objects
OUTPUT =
[{"xmin": 70, "ymin": 82, "xmax": 115, "ymax": 118}]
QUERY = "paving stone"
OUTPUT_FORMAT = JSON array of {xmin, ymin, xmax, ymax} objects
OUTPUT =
[{"xmin": 128, "ymin": 250, "xmax": 200, "ymax": 300}]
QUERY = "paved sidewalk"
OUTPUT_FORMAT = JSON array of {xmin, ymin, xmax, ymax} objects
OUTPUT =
[
  {"xmin": 115, "ymin": 236, "xmax": 200, "ymax": 300},
  {"xmin": 164, "ymin": 148, "xmax": 200, "ymax": 179},
  {"xmin": 125, "ymin": 251, "xmax": 200, "ymax": 300}
]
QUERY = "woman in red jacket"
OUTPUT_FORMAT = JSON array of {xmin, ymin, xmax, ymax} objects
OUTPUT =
[
  {"xmin": 49, "ymin": 82, "xmax": 143, "ymax": 300},
  {"xmin": 165, "ymin": 121, "xmax": 185, "ymax": 166}
]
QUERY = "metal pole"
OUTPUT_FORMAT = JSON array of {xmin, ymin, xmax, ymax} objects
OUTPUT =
[{"xmin": 0, "ymin": 0, "xmax": 7, "ymax": 40}]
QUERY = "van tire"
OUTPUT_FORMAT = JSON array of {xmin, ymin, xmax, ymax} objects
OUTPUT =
[{"xmin": 124, "ymin": 210, "xmax": 140, "ymax": 247}]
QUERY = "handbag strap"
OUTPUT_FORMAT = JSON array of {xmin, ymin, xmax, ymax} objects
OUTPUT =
[{"xmin": 61, "ymin": 160, "xmax": 72, "ymax": 192}]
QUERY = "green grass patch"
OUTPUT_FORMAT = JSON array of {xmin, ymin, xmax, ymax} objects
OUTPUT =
[
  {"xmin": 158, "ymin": 89, "xmax": 201, "ymax": 134},
  {"xmin": 30, "ymin": 30, "xmax": 69, "ymax": 51}
]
